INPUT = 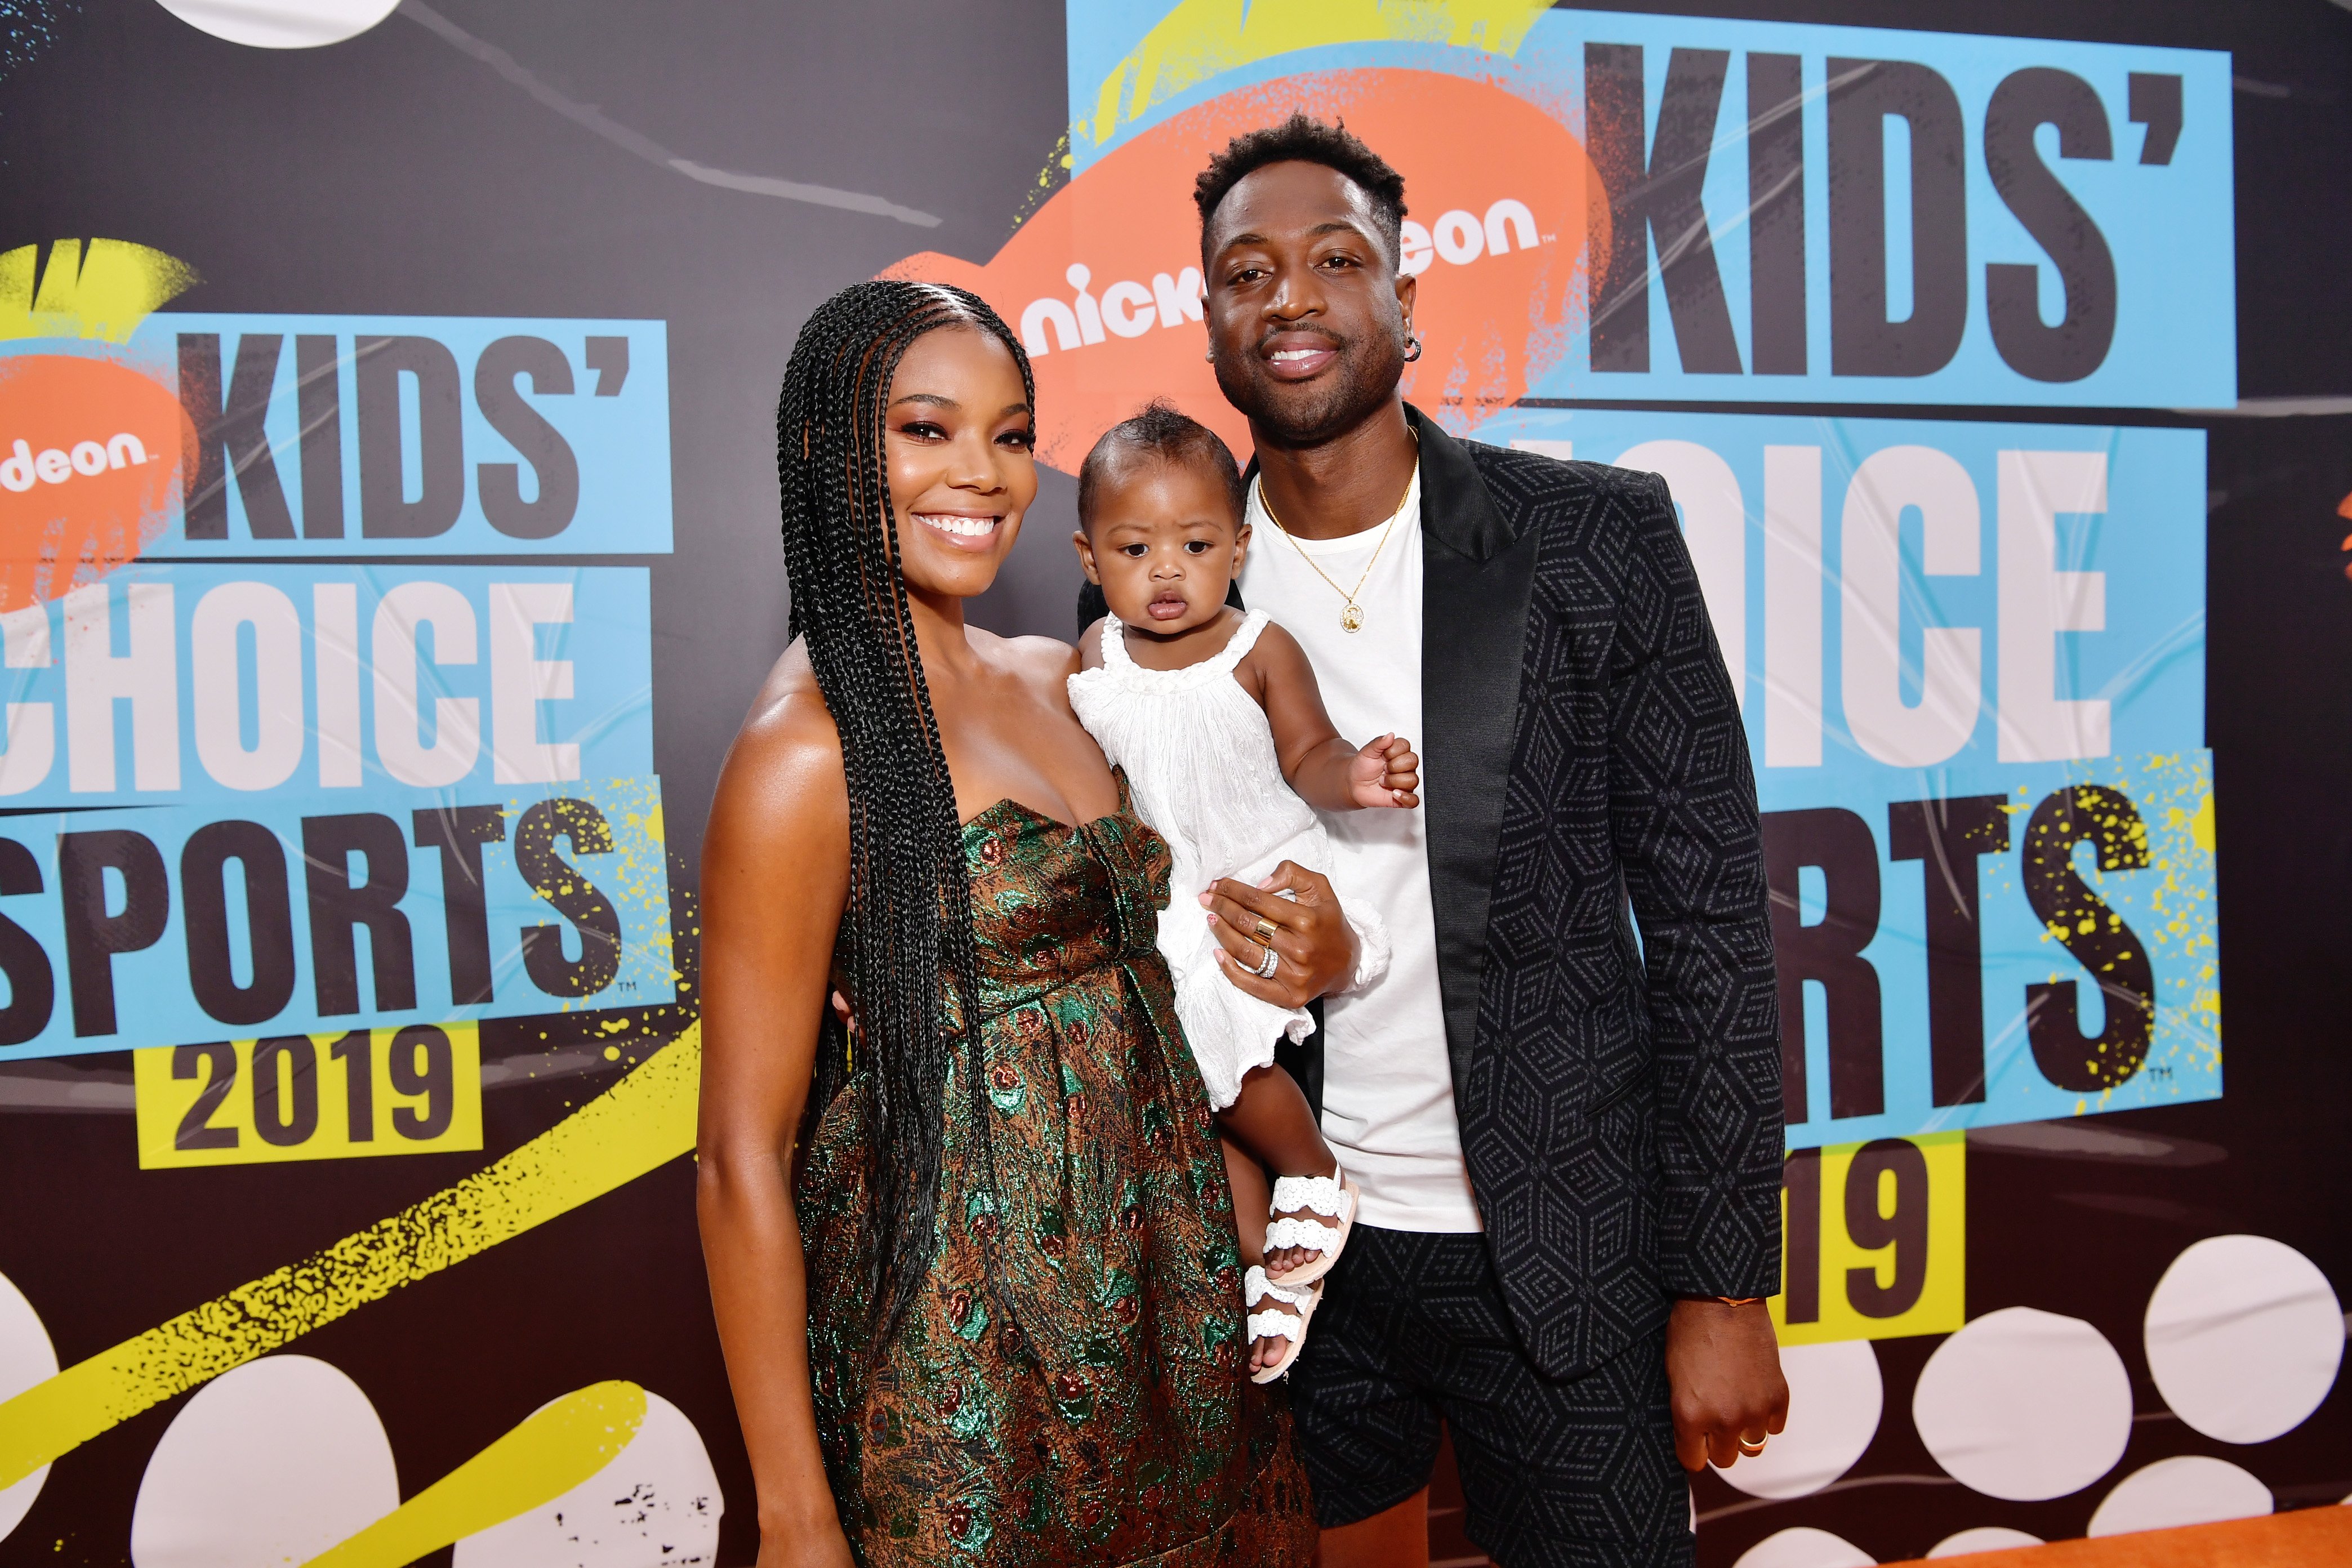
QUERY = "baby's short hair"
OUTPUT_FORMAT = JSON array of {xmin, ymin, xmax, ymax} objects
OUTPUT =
[{"xmin": 1077, "ymin": 400, "xmax": 1248, "ymax": 533}]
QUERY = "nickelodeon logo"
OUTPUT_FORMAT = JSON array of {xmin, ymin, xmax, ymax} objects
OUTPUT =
[
  {"xmin": 1019, "ymin": 199, "xmax": 1549, "ymax": 359},
  {"xmin": 1022, "ymin": 266, "xmax": 1204, "ymax": 355},
  {"xmin": 882, "ymin": 68, "xmax": 1603, "ymax": 473},
  {"xmin": 0, "ymin": 432, "xmax": 154, "ymax": 492},
  {"xmin": 0, "ymin": 354, "xmax": 192, "ymax": 611}
]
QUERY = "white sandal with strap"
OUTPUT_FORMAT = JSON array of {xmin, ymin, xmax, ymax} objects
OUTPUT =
[
  {"xmin": 1245, "ymin": 1265, "xmax": 1320, "ymax": 1385},
  {"xmin": 1264, "ymin": 1170, "xmax": 1358, "ymax": 1288}
]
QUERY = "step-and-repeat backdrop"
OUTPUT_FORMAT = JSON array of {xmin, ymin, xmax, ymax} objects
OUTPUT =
[{"xmin": 0, "ymin": 2, "xmax": 2344, "ymax": 1563}]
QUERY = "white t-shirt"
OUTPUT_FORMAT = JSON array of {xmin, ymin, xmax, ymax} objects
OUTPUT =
[{"xmin": 1237, "ymin": 461, "xmax": 1482, "ymax": 1233}]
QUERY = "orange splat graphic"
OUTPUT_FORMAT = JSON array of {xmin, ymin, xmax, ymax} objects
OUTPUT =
[{"xmin": 0, "ymin": 355, "xmax": 191, "ymax": 609}]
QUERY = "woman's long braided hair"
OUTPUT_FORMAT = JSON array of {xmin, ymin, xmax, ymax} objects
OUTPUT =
[{"xmin": 777, "ymin": 279, "xmax": 1035, "ymax": 1338}]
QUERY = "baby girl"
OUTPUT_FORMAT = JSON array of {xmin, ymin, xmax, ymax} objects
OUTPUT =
[{"xmin": 1067, "ymin": 402, "xmax": 1418, "ymax": 1380}]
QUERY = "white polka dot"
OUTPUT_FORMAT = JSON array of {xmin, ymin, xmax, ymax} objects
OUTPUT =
[
  {"xmin": 1926, "ymin": 1526, "xmax": 2044, "ymax": 1556},
  {"xmin": 150, "ymin": 0, "xmax": 402, "ymax": 49},
  {"xmin": 0, "ymin": 1271, "xmax": 57, "ymax": 1544},
  {"xmin": 2087, "ymin": 1455, "xmax": 2272, "ymax": 1537},
  {"xmin": 131, "ymin": 1355, "xmax": 398, "ymax": 1567},
  {"xmin": 1732, "ymin": 1525, "xmax": 1877, "ymax": 1567},
  {"xmin": 452, "ymin": 1391, "xmax": 723, "ymax": 1565},
  {"xmin": 2144, "ymin": 1235, "xmax": 2343, "ymax": 1444},
  {"xmin": 1912, "ymin": 1306, "xmax": 2132, "ymax": 1500},
  {"xmin": 1714, "ymin": 1339, "xmax": 1883, "ymax": 1499}
]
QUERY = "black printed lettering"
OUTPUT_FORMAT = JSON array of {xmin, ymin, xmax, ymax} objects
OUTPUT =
[
  {"xmin": 302, "ymin": 813, "xmax": 418, "ymax": 1016},
  {"xmin": 1584, "ymin": 43, "xmax": 1745, "ymax": 374},
  {"xmin": 356, "ymin": 335, "xmax": 465, "ymax": 538},
  {"xmin": 514, "ymin": 798, "xmax": 622, "ymax": 997},
  {"xmin": 1984, "ymin": 68, "xmax": 2117, "ymax": 383},
  {"xmin": 413, "ymin": 805, "xmax": 507, "ymax": 1007},
  {"xmin": 179, "ymin": 333, "xmax": 296, "ymax": 540},
  {"xmin": 181, "ymin": 819, "xmax": 297, "ymax": 1028},
  {"xmin": 1763, "ymin": 808, "xmax": 1886, "ymax": 1121},
  {"xmin": 1888, "ymin": 796, "xmax": 2011, "ymax": 1106},
  {"xmin": 2020, "ymin": 786, "xmax": 2154, "ymax": 1092},
  {"xmin": 59, "ymin": 830, "xmax": 171, "ymax": 1037},
  {"xmin": 0, "ymin": 838, "xmax": 53, "ymax": 1047},
  {"xmin": 476, "ymin": 336, "xmax": 580, "ymax": 540},
  {"xmin": 1747, "ymin": 52, "xmax": 1808, "ymax": 376},
  {"xmin": 295, "ymin": 334, "xmax": 345, "ymax": 538},
  {"xmin": 1827, "ymin": 59, "xmax": 1968, "ymax": 377}
]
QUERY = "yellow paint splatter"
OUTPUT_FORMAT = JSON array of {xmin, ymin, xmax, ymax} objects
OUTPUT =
[
  {"xmin": 0, "ymin": 239, "xmax": 200, "ymax": 342},
  {"xmin": 1084, "ymin": 0, "xmax": 1553, "ymax": 148},
  {"xmin": 0, "ymin": 1028, "xmax": 700, "ymax": 1491},
  {"xmin": 306, "ymin": 1382, "xmax": 645, "ymax": 1567}
]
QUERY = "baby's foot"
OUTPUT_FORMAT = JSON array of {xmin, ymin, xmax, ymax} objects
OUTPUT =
[
  {"xmin": 1265, "ymin": 1166, "xmax": 1348, "ymax": 1279},
  {"xmin": 1245, "ymin": 1267, "xmax": 1317, "ymax": 1383}
]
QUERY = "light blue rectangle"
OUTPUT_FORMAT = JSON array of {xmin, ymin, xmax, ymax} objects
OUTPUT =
[
  {"xmin": 34, "ymin": 314, "xmax": 672, "ymax": 554},
  {"xmin": 1470, "ymin": 408, "xmax": 2205, "ymax": 769},
  {"xmin": 1469, "ymin": 407, "xmax": 2214, "ymax": 1143},
  {"xmin": 0, "ymin": 564, "xmax": 651, "ymax": 809},
  {"xmin": 0, "ymin": 775, "xmax": 675, "ymax": 1062},
  {"xmin": 1067, "ymin": 8, "xmax": 2234, "ymax": 408}
]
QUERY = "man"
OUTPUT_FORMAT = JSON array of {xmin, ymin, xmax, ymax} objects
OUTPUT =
[{"xmin": 1083, "ymin": 117, "xmax": 1787, "ymax": 1567}]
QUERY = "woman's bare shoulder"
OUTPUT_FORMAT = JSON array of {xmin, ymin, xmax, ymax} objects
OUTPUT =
[
  {"xmin": 978, "ymin": 628, "xmax": 1084, "ymax": 694},
  {"xmin": 712, "ymin": 641, "xmax": 847, "ymax": 832}
]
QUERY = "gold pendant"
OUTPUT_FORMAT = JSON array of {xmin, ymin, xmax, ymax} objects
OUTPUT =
[{"xmin": 1340, "ymin": 603, "xmax": 1364, "ymax": 632}]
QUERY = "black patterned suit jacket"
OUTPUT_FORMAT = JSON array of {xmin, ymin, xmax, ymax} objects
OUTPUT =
[{"xmin": 1079, "ymin": 406, "xmax": 1783, "ymax": 1380}]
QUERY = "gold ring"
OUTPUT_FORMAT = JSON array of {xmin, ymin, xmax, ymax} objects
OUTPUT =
[{"xmin": 1252, "ymin": 916, "xmax": 1280, "ymax": 947}]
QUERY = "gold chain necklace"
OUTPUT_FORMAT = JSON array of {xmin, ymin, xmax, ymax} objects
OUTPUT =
[{"xmin": 1257, "ymin": 438, "xmax": 1417, "ymax": 634}]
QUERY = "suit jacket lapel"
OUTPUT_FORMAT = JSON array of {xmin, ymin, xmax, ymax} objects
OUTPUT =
[{"xmin": 1410, "ymin": 405, "xmax": 1536, "ymax": 1095}]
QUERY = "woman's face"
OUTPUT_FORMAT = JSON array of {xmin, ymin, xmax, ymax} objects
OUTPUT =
[{"xmin": 883, "ymin": 324, "xmax": 1037, "ymax": 604}]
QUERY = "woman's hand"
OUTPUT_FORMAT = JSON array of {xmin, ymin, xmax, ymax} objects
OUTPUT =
[{"xmin": 1200, "ymin": 861, "xmax": 1358, "ymax": 1006}]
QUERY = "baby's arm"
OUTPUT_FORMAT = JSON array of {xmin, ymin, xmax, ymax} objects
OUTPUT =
[
  {"xmin": 1246, "ymin": 621, "xmax": 1419, "ymax": 812},
  {"xmin": 1076, "ymin": 616, "xmax": 1109, "ymax": 672}
]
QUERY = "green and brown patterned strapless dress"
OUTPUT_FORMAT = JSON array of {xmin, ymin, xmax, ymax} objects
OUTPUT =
[{"xmin": 796, "ymin": 782, "xmax": 1315, "ymax": 1566}]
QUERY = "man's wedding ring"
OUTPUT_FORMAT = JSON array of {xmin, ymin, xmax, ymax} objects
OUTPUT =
[
  {"xmin": 1737, "ymin": 1434, "xmax": 1769, "ymax": 1456},
  {"xmin": 1251, "ymin": 916, "xmax": 1280, "ymax": 947},
  {"xmin": 1253, "ymin": 943, "xmax": 1280, "ymax": 978}
]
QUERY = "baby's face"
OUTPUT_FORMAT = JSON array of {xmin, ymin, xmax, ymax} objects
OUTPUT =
[{"xmin": 1075, "ymin": 460, "xmax": 1249, "ymax": 638}]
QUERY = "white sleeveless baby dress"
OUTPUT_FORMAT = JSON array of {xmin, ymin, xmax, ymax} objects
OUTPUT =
[{"xmin": 1067, "ymin": 609, "xmax": 1389, "ymax": 1110}]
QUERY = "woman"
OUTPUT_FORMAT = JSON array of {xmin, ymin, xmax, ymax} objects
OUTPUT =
[{"xmin": 695, "ymin": 280, "xmax": 1318, "ymax": 1567}]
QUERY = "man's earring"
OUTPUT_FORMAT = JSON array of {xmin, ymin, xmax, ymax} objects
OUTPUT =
[{"xmin": 1404, "ymin": 334, "xmax": 1423, "ymax": 363}]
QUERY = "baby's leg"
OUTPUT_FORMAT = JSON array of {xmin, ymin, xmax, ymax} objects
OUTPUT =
[
  {"xmin": 1217, "ymin": 1063, "xmax": 1339, "ymax": 1276},
  {"xmin": 1222, "ymin": 1135, "xmax": 1268, "ymax": 1266},
  {"xmin": 1222, "ymin": 1133, "xmax": 1309, "ymax": 1378}
]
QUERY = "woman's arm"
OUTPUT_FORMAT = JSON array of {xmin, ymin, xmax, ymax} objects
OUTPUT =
[
  {"xmin": 1249, "ymin": 621, "xmax": 1419, "ymax": 812},
  {"xmin": 696, "ymin": 660, "xmax": 856, "ymax": 1566}
]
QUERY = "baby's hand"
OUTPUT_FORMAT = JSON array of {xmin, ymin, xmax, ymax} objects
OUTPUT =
[{"xmin": 1347, "ymin": 734, "xmax": 1420, "ymax": 809}]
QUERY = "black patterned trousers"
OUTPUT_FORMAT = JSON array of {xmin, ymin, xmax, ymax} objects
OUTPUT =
[{"xmin": 1290, "ymin": 1226, "xmax": 1694, "ymax": 1568}]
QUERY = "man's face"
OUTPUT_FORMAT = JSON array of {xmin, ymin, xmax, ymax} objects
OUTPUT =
[{"xmin": 1202, "ymin": 159, "xmax": 1416, "ymax": 447}]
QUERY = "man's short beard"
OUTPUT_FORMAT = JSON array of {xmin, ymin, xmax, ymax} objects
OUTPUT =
[{"xmin": 1215, "ymin": 331, "xmax": 1408, "ymax": 449}]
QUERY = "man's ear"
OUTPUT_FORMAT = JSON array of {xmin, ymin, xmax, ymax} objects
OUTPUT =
[
  {"xmin": 1395, "ymin": 269, "xmax": 1417, "ymax": 321},
  {"xmin": 1072, "ymin": 529, "xmax": 1102, "ymax": 585}
]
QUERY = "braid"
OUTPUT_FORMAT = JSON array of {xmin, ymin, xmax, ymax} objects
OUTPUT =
[{"xmin": 776, "ymin": 280, "xmax": 1035, "ymax": 1340}]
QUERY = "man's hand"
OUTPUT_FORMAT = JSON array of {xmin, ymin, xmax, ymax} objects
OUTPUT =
[
  {"xmin": 1346, "ymin": 733, "xmax": 1421, "ymax": 809},
  {"xmin": 1200, "ymin": 861, "xmax": 1358, "ymax": 1006},
  {"xmin": 1665, "ymin": 1298, "xmax": 1789, "ymax": 1472}
]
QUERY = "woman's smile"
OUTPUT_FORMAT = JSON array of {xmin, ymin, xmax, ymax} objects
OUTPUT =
[{"xmin": 913, "ymin": 509, "xmax": 1003, "ymax": 548}]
